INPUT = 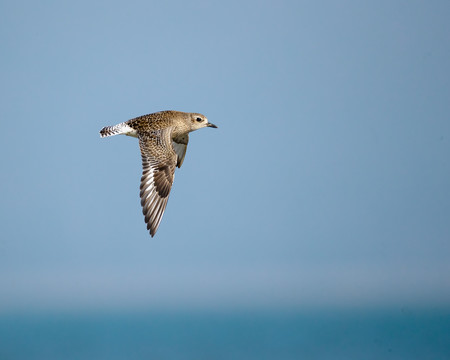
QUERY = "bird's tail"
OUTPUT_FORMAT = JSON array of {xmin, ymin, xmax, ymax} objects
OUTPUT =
[{"xmin": 99, "ymin": 122, "xmax": 136, "ymax": 138}]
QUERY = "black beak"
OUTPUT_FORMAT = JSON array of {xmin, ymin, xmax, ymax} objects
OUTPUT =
[{"xmin": 207, "ymin": 123, "xmax": 218, "ymax": 128}]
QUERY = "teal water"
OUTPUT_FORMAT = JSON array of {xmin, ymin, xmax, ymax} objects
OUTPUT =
[{"xmin": 0, "ymin": 309, "xmax": 449, "ymax": 359}]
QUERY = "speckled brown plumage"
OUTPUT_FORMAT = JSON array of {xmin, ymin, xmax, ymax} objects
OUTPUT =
[{"xmin": 100, "ymin": 110, "xmax": 217, "ymax": 237}]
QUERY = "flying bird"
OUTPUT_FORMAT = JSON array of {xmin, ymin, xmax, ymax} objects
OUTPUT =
[{"xmin": 100, "ymin": 110, "xmax": 217, "ymax": 237}]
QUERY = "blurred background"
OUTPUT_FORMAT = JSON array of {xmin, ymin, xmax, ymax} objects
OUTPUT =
[{"xmin": 1, "ymin": 0, "xmax": 449, "ymax": 358}]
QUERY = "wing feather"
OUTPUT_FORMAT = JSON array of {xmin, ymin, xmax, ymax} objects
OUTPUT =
[
  {"xmin": 172, "ymin": 134, "xmax": 189, "ymax": 168},
  {"xmin": 139, "ymin": 130, "xmax": 177, "ymax": 237}
]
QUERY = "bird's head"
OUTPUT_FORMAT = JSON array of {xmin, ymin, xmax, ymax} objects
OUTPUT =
[{"xmin": 189, "ymin": 113, "xmax": 218, "ymax": 131}]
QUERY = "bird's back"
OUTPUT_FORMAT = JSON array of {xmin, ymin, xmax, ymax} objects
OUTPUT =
[{"xmin": 126, "ymin": 111, "xmax": 186, "ymax": 134}]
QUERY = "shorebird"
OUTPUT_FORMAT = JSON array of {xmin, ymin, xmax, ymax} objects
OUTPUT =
[{"xmin": 100, "ymin": 110, "xmax": 217, "ymax": 237}]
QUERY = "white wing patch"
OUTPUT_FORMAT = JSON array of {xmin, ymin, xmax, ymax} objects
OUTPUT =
[
  {"xmin": 172, "ymin": 141, "xmax": 187, "ymax": 168},
  {"xmin": 172, "ymin": 134, "xmax": 189, "ymax": 168}
]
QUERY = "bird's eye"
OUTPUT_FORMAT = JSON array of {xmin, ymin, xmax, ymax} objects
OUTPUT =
[{"xmin": 196, "ymin": 117, "xmax": 202, "ymax": 122}]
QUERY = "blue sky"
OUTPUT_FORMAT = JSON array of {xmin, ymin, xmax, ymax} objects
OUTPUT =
[{"xmin": 1, "ymin": 0, "xmax": 449, "ymax": 312}]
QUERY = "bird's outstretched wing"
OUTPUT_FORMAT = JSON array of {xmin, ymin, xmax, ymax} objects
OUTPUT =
[
  {"xmin": 172, "ymin": 134, "xmax": 189, "ymax": 168},
  {"xmin": 139, "ymin": 130, "xmax": 177, "ymax": 237}
]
